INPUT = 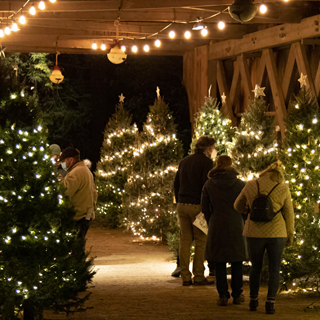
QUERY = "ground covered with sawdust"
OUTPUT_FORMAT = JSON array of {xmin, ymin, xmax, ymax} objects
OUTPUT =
[{"xmin": 43, "ymin": 227, "xmax": 320, "ymax": 320}]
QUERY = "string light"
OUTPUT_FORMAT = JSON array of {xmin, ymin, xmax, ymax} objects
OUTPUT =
[
  {"xmin": 218, "ymin": 21, "xmax": 225, "ymax": 30},
  {"xmin": 143, "ymin": 44, "xmax": 150, "ymax": 52},
  {"xmin": 49, "ymin": 0, "xmax": 56, "ymax": 3},
  {"xmin": 101, "ymin": 43, "xmax": 106, "ymax": 50},
  {"xmin": 132, "ymin": 45, "xmax": 138, "ymax": 53},
  {"xmin": 4, "ymin": 25, "xmax": 11, "ymax": 35},
  {"xmin": 155, "ymin": 39, "xmax": 161, "ymax": 47},
  {"xmin": 121, "ymin": 45, "xmax": 126, "ymax": 52},
  {"xmin": 169, "ymin": 30, "xmax": 175, "ymax": 39},
  {"xmin": 11, "ymin": 21, "xmax": 19, "ymax": 32},
  {"xmin": 19, "ymin": 14, "xmax": 26, "ymax": 24},
  {"xmin": 29, "ymin": 3, "xmax": 36, "ymax": 15},
  {"xmin": 201, "ymin": 28, "xmax": 208, "ymax": 36},
  {"xmin": 39, "ymin": 1, "xmax": 45, "ymax": 10},
  {"xmin": 184, "ymin": 30, "xmax": 191, "ymax": 39},
  {"xmin": 0, "ymin": 28, "xmax": 4, "ymax": 38},
  {"xmin": 260, "ymin": 4, "xmax": 267, "ymax": 13},
  {"xmin": 92, "ymin": 41, "xmax": 97, "ymax": 50}
]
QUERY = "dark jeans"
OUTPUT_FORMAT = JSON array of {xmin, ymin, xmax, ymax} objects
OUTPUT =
[
  {"xmin": 76, "ymin": 218, "xmax": 90, "ymax": 241},
  {"xmin": 247, "ymin": 237, "xmax": 286, "ymax": 301},
  {"xmin": 215, "ymin": 261, "xmax": 243, "ymax": 299}
]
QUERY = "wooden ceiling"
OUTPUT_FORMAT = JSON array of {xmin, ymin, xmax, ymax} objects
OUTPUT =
[{"xmin": 0, "ymin": 0, "xmax": 320, "ymax": 56}]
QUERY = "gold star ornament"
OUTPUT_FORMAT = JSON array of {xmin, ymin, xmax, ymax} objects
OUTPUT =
[
  {"xmin": 221, "ymin": 92, "xmax": 227, "ymax": 104},
  {"xmin": 156, "ymin": 86, "xmax": 160, "ymax": 99},
  {"xmin": 118, "ymin": 93, "xmax": 125, "ymax": 103},
  {"xmin": 252, "ymin": 84, "xmax": 266, "ymax": 98},
  {"xmin": 298, "ymin": 73, "xmax": 307, "ymax": 88}
]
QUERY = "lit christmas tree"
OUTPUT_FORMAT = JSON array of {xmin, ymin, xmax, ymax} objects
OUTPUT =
[
  {"xmin": 280, "ymin": 75, "xmax": 320, "ymax": 291},
  {"xmin": 0, "ymin": 93, "xmax": 94, "ymax": 318},
  {"xmin": 190, "ymin": 93, "xmax": 234, "ymax": 156},
  {"xmin": 231, "ymin": 85, "xmax": 278, "ymax": 180},
  {"xmin": 123, "ymin": 88, "xmax": 184, "ymax": 241},
  {"xmin": 95, "ymin": 94, "xmax": 137, "ymax": 228}
]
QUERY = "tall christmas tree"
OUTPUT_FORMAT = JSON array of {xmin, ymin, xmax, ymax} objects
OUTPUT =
[
  {"xmin": 123, "ymin": 88, "xmax": 184, "ymax": 241},
  {"xmin": 0, "ymin": 92, "xmax": 94, "ymax": 318},
  {"xmin": 95, "ymin": 94, "xmax": 137, "ymax": 228},
  {"xmin": 231, "ymin": 85, "xmax": 278, "ymax": 180},
  {"xmin": 190, "ymin": 93, "xmax": 234, "ymax": 156},
  {"xmin": 280, "ymin": 75, "xmax": 320, "ymax": 291}
]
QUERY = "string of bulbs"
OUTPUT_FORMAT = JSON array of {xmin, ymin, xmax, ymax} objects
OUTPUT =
[
  {"xmin": 90, "ymin": 1, "xmax": 287, "ymax": 54},
  {"xmin": 0, "ymin": 0, "xmax": 56, "ymax": 38}
]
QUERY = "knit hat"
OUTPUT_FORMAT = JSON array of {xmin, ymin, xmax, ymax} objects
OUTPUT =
[
  {"xmin": 60, "ymin": 147, "xmax": 80, "ymax": 161},
  {"xmin": 214, "ymin": 155, "xmax": 232, "ymax": 168},
  {"xmin": 49, "ymin": 144, "xmax": 61, "ymax": 156}
]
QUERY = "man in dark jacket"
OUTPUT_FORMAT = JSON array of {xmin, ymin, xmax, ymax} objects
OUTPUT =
[{"xmin": 174, "ymin": 135, "xmax": 216, "ymax": 286}]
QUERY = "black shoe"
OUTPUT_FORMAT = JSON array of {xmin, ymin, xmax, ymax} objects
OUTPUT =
[
  {"xmin": 249, "ymin": 299, "xmax": 259, "ymax": 311},
  {"xmin": 182, "ymin": 280, "xmax": 193, "ymax": 286},
  {"xmin": 233, "ymin": 294, "xmax": 244, "ymax": 305},
  {"xmin": 193, "ymin": 278, "xmax": 215, "ymax": 286},
  {"xmin": 218, "ymin": 296, "xmax": 229, "ymax": 306},
  {"xmin": 171, "ymin": 266, "xmax": 181, "ymax": 277},
  {"xmin": 265, "ymin": 301, "xmax": 275, "ymax": 314}
]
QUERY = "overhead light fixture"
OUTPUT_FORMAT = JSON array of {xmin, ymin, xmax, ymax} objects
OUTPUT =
[
  {"xmin": 0, "ymin": 28, "xmax": 4, "ymax": 38},
  {"xmin": 229, "ymin": 0, "xmax": 258, "ymax": 23},
  {"xmin": 11, "ymin": 21, "xmax": 19, "ymax": 32},
  {"xmin": 121, "ymin": 45, "xmax": 126, "ymax": 52},
  {"xmin": 184, "ymin": 31, "xmax": 191, "ymax": 39},
  {"xmin": 132, "ymin": 44, "xmax": 138, "ymax": 53},
  {"xmin": 50, "ymin": 51, "xmax": 64, "ymax": 84},
  {"xmin": 29, "ymin": 3, "xmax": 36, "ymax": 15},
  {"xmin": 101, "ymin": 43, "xmax": 106, "ymax": 50},
  {"xmin": 92, "ymin": 41, "xmax": 97, "ymax": 50},
  {"xmin": 143, "ymin": 44, "xmax": 150, "ymax": 52},
  {"xmin": 107, "ymin": 45, "xmax": 127, "ymax": 64},
  {"xmin": 19, "ymin": 14, "xmax": 26, "ymax": 24},
  {"xmin": 192, "ymin": 19, "xmax": 205, "ymax": 31},
  {"xmin": 49, "ymin": 0, "xmax": 56, "ymax": 3},
  {"xmin": 4, "ymin": 25, "xmax": 11, "ymax": 35}
]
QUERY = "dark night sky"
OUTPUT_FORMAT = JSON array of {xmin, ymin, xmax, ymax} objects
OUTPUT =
[{"xmin": 56, "ymin": 54, "xmax": 191, "ymax": 170}]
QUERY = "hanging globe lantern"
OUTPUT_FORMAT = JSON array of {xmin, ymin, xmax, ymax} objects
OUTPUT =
[
  {"xmin": 50, "ymin": 65, "xmax": 64, "ymax": 84},
  {"xmin": 107, "ymin": 45, "xmax": 127, "ymax": 64},
  {"xmin": 229, "ymin": 0, "xmax": 258, "ymax": 23}
]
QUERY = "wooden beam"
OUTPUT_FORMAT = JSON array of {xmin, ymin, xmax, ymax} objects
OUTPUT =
[
  {"xmin": 239, "ymin": 53, "xmax": 253, "ymax": 100},
  {"xmin": 281, "ymin": 43, "xmax": 296, "ymax": 103},
  {"xmin": 209, "ymin": 14, "xmax": 320, "ymax": 60},
  {"xmin": 263, "ymin": 48, "xmax": 287, "ymax": 139},
  {"xmin": 217, "ymin": 60, "xmax": 237, "ymax": 125}
]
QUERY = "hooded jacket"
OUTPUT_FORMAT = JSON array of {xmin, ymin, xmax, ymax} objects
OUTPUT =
[
  {"xmin": 201, "ymin": 166, "xmax": 246, "ymax": 263},
  {"xmin": 234, "ymin": 172, "xmax": 294, "ymax": 243},
  {"xmin": 63, "ymin": 161, "xmax": 97, "ymax": 221}
]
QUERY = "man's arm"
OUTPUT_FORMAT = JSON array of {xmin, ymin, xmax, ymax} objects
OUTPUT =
[
  {"xmin": 64, "ymin": 173, "xmax": 81, "ymax": 198},
  {"xmin": 174, "ymin": 169, "xmax": 180, "ymax": 203}
]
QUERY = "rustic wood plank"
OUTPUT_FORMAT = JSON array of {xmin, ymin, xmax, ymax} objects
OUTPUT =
[
  {"xmin": 256, "ymin": 52, "xmax": 267, "ymax": 88},
  {"xmin": 217, "ymin": 60, "xmax": 237, "ymax": 125},
  {"xmin": 314, "ymin": 60, "xmax": 320, "ymax": 98},
  {"xmin": 183, "ymin": 52, "xmax": 195, "ymax": 123},
  {"xmin": 294, "ymin": 42, "xmax": 318, "ymax": 104},
  {"xmin": 281, "ymin": 43, "xmax": 296, "ymax": 104},
  {"xmin": 209, "ymin": 14, "xmax": 320, "ymax": 60},
  {"xmin": 239, "ymin": 53, "xmax": 253, "ymax": 101},
  {"xmin": 229, "ymin": 57, "xmax": 240, "ymax": 108},
  {"xmin": 263, "ymin": 48, "xmax": 287, "ymax": 139}
]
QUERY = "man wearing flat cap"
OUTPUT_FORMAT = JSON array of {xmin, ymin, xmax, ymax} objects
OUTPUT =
[{"xmin": 60, "ymin": 147, "xmax": 97, "ymax": 240}]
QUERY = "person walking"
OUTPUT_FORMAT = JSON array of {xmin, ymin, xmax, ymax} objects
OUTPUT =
[
  {"xmin": 174, "ymin": 135, "xmax": 216, "ymax": 286},
  {"xmin": 234, "ymin": 161, "xmax": 294, "ymax": 314},
  {"xmin": 60, "ymin": 147, "xmax": 97, "ymax": 240},
  {"xmin": 201, "ymin": 155, "xmax": 246, "ymax": 306}
]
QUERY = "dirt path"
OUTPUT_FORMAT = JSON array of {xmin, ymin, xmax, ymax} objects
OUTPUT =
[{"xmin": 44, "ymin": 227, "xmax": 320, "ymax": 320}]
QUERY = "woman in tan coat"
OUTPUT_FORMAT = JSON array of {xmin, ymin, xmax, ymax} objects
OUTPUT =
[{"xmin": 234, "ymin": 161, "xmax": 294, "ymax": 314}]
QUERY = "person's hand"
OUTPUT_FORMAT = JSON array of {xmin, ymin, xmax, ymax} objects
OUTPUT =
[
  {"xmin": 285, "ymin": 236, "xmax": 293, "ymax": 247},
  {"xmin": 57, "ymin": 174, "xmax": 63, "ymax": 181}
]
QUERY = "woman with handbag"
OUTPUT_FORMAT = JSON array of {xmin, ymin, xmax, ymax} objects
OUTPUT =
[
  {"xmin": 201, "ymin": 155, "xmax": 246, "ymax": 306},
  {"xmin": 234, "ymin": 161, "xmax": 294, "ymax": 314}
]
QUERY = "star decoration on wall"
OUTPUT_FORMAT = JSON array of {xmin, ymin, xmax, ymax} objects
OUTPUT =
[
  {"xmin": 252, "ymin": 84, "xmax": 266, "ymax": 98},
  {"xmin": 156, "ymin": 86, "xmax": 160, "ymax": 99},
  {"xmin": 119, "ymin": 93, "xmax": 125, "ymax": 103},
  {"xmin": 221, "ymin": 92, "xmax": 227, "ymax": 104},
  {"xmin": 298, "ymin": 73, "xmax": 307, "ymax": 88}
]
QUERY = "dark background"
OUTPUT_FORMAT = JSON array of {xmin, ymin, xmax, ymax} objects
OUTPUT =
[{"xmin": 51, "ymin": 54, "xmax": 191, "ymax": 171}]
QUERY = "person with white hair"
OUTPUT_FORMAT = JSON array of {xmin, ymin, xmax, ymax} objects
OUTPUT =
[{"xmin": 234, "ymin": 161, "xmax": 294, "ymax": 314}]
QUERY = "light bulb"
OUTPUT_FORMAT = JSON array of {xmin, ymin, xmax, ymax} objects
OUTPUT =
[
  {"xmin": 49, "ymin": 0, "xmax": 56, "ymax": 2},
  {"xmin": 29, "ymin": 5, "xmax": 36, "ymax": 15},
  {"xmin": 121, "ymin": 45, "xmax": 126, "ymax": 52},
  {"xmin": 155, "ymin": 39, "xmax": 161, "ymax": 47},
  {"xmin": 143, "ymin": 44, "xmax": 149, "ymax": 52},
  {"xmin": 0, "ymin": 29, "xmax": 4, "ymax": 38},
  {"xmin": 260, "ymin": 4, "xmax": 267, "ymax": 13},
  {"xmin": 4, "ymin": 26, "xmax": 10, "ymax": 35},
  {"xmin": 218, "ymin": 21, "xmax": 225, "ymax": 30},
  {"xmin": 92, "ymin": 42, "xmax": 97, "ymax": 49},
  {"xmin": 101, "ymin": 43, "xmax": 106, "ymax": 50},
  {"xmin": 169, "ymin": 30, "xmax": 175, "ymax": 39},
  {"xmin": 201, "ymin": 28, "xmax": 208, "ymax": 36},
  {"xmin": 39, "ymin": 1, "xmax": 45, "ymax": 10},
  {"xmin": 19, "ymin": 15, "xmax": 26, "ymax": 24},
  {"xmin": 132, "ymin": 45, "xmax": 138, "ymax": 53},
  {"xmin": 11, "ymin": 22, "xmax": 19, "ymax": 32},
  {"xmin": 184, "ymin": 31, "xmax": 191, "ymax": 39}
]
